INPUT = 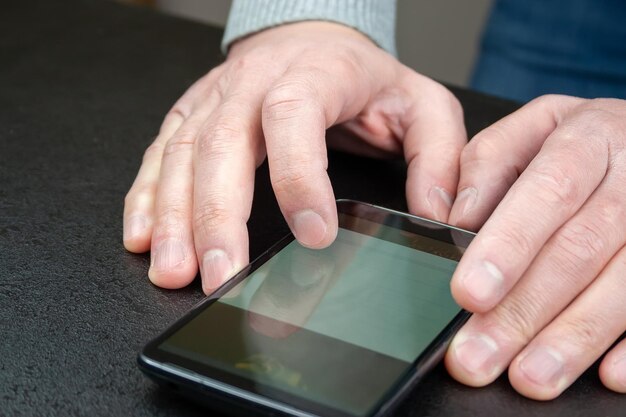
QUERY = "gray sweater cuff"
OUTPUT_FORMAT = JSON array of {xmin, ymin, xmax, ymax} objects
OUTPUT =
[{"xmin": 221, "ymin": 0, "xmax": 397, "ymax": 56}]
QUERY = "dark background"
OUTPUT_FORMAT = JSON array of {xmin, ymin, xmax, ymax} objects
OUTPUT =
[{"xmin": 1, "ymin": 1, "xmax": 624, "ymax": 416}]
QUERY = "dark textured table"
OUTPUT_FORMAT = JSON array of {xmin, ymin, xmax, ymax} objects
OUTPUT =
[{"xmin": 1, "ymin": 1, "xmax": 624, "ymax": 416}]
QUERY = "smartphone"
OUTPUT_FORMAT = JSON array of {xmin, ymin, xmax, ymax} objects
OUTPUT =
[{"xmin": 138, "ymin": 200, "xmax": 475, "ymax": 417}]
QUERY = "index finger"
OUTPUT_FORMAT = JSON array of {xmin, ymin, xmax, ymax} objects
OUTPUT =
[
  {"xmin": 450, "ymin": 96, "xmax": 608, "ymax": 312},
  {"xmin": 261, "ymin": 62, "xmax": 384, "ymax": 249}
]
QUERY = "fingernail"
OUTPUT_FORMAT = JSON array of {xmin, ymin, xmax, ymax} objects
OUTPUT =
[
  {"xmin": 124, "ymin": 214, "xmax": 147, "ymax": 240},
  {"xmin": 612, "ymin": 355, "xmax": 626, "ymax": 388},
  {"xmin": 455, "ymin": 187, "xmax": 478, "ymax": 219},
  {"xmin": 453, "ymin": 332, "xmax": 500, "ymax": 377},
  {"xmin": 151, "ymin": 239, "xmax": 186, "ymax": 270},
  {"xmin": 202, "ymin": 249, "xmax": 235, "ymax": 292},
  {"xmin": 292, "ymin": 210, "xmax": 327, "ymax": 247},
  {"xmin": 520, "ymin": 346, "xmax": 565, "ymax": 387},
  {"xmin": 461, "ymin": 260, "xmax": 504, "ymax": 306},
  {"xmin": 427, "ymin": 186, "xmax": 453, "ymax": 222}
]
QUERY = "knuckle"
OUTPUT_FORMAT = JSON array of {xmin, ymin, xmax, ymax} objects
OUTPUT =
[
  {"xmin": 578, "ymin": 108, "xmax": 617, "ymax": 134},
  {"xmin": 123, "ymin": 191, "xmax": 134, "ymax": 207},
  {"xmin": 198, "ymin": 65, "xmax": 225, "ymax": 88},
  {"xmin": 564, "ymin": 103, "xmax": 624, "ymax": 145},
  {"xmin": 553, "ymin": 221, "xmax": 606, "ymax": 268},
  {"xmin": 227, "ymin": 54, "xmax": 273, "ymax": 77},
  {"xmin": 217, "ymin": 72, "xmax": 233, "ymax": 95},
  {"xmin": 193, "ymin": 202, "xmax": 232, "ymax": 234},
  {"xmin": 448, "ymin": 93, "xmax": 464, "ymax": 120},
  {"xmin": 529, "ymin": 94, "xmax": 583, "ymax": 116},
  {"xmin": 434, "ymin": 84, "xmax": 464, "ymax": 117},
  {"xmin": 580, "ymin": 102, "xmax": 620, "ymax": 125},
  {"xmin": 163, "ymin": 133, "xmax": 195, "ymax": 157},
  {"xmin": 161, "ymin": 106, "xmax": 187, "ymax": 131},
  {"xmin": 529, "ymin": 94, "xmax": 553, "ymax": 106},
  {"xmin": 595, "ymin": 193, "xmax": 626, "ymax": 223},
  {"xmin": 558, "ymin": 313, "xmax": 606, "ymax": 353},
  {"xmin": 222, "ymin": 53, "xmax": 284, "ymax": 90},
  {"xmin": 587, "ymin": 109, "xmax": 626, "ymax": 146},
  {"xmin": 463, "ymin": 126, "xmax": 505, "ymax": 164},
  {"xmin": 262, "ymin": 66, "xmax": 329, "ymax": 122},
  {"xmin": 326, "ymin": 53, "xmax": 362, "ymax": 80},
  {"xmin": 530, "ymin": 162, "xmax": 579, "ymax": 207},
  {"xmin": 197, "ymin": 120, "xmax": 241, "ymax": 160},
  {"xmin": 567, "ymin": 103, "xmax": 626, "ymax": 164},
  {"xmin": 206, "ymin": 65, "xmax": 223, "ymax": 79},
  {"xmin": 124, "ymin": 185, "xmax": 153, "ymax": 207},
  {"xmin": 531, "ymin": 94, "xmax": 566, "ymax": 108},
  {"xmin": 211, "ymin": 120, "xmax": 242, "ymax": 142},
  {"xmin": 154, "ymin": 205, "xmax": 188, "ymax": 235},
  {"xmin": 263, "ymin": 84, "xmax": 313, "ymax": 122},
  {"xmin": 416, "ymin": 80, "xmax": 465, "ymax": 121},
  {"xmin": 204, "ymin": 85, "xmax": 227, "ymax": 109},
  {"xmin": 142, "ymin": 142, "xmax": 164, "ymax": 163},
  {"xmin": 492, "ymin": 223, "xmax": 536, "ymax": 263},
  {"xmin": 229, "ymin": 56, "xmax": 254, "ymax": 73},
  {"xmin": 490, "ymin": 291, "xmax": 546, "ymax": 345},
  {"xmin": 271, "ymin": 167, "xmax": 310, "ymax": 196}
]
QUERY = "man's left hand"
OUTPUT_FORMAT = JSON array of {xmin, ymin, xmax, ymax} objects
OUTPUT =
[{"xmin": 444, "ymin": 95, "xmax": 626, "ymax": 399}]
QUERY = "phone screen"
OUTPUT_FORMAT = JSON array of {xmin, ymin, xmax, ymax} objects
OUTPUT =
[{"xmin": 154, "ymin": 208, "xmax": 470, "ymax": 417}]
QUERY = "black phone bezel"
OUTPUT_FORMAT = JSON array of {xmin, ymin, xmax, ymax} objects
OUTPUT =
[{"xmin": 139, "ymin": 199, "xmax": 474, "ymax": 417}]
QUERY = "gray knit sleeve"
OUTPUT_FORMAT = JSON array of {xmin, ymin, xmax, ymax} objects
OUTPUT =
[{"xmin": 221, "ymin": 0, "xmax": 397, "ymax": 55}]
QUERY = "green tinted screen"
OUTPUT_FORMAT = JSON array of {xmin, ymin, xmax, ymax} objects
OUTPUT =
[{"xmin": 160, "ymin": 214, "xmax": 463, "ymax": 416}]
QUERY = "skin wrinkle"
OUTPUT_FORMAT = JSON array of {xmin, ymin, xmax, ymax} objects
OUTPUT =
[
  {"xmin": 266, "ymin": 121, "xmax": 328, "ymax": 166},
  {"xmin": 197, "ymin": 129, "xmax": 251, "ymax": 165},
  {"xmin": 490, "ymin": 286, "xmax": 554, "ymax": 347},
  {"xmin": 555, "ymin": 221, "xmax": 607, "ymax": 270},
  {"xmin": 561, "ymin": 311, "xmax": 615, "ymax": 355},
  {"xmin": 459, "ymin": 137, "xmax": 524, "ymax": 191},
  {"xmin": 278, "ymin": 66, "xmax": 332, "ymax": 107},
  {"xmin": 543, "ymin": 242, "xmax": 606, "ymax": 297},
  {"xmin": 529, "ymin": 163, "xmax": 580, "ymax": 209},
  {"xmin": 263, "ymin": 97, "xmax": 315, "ymax": 124},
  {"xmin": 194, "ymin": 163, "xmax": 255, "ymax": 222}
]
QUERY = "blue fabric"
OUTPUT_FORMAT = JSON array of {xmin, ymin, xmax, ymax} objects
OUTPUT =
[{"xmin": 471, "ymin": 0, "xmax": 626, "ymax": 102}]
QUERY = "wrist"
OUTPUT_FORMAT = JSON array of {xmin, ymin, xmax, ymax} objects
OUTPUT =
[
  {"xmin": 222, "ymin": 0, "xmax": 397, "ymax": 56},
  {"xmin": 227, "ymin": 21, "xmax": 375, "ymax": 59}
]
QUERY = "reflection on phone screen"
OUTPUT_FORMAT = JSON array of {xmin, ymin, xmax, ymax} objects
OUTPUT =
[{"xmin": 160, "ymin": 214, "xmax": 464, "ymax": 416}]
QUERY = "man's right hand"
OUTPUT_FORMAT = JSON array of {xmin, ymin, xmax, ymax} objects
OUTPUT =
[{"xmin": 122, "ymin": 21, "xmax": 467, "ymax": 295}]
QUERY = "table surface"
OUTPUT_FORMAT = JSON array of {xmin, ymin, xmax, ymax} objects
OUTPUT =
[{"xmin": 1, "ymin": 1, "xmax": 624, "ymax": 416}]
